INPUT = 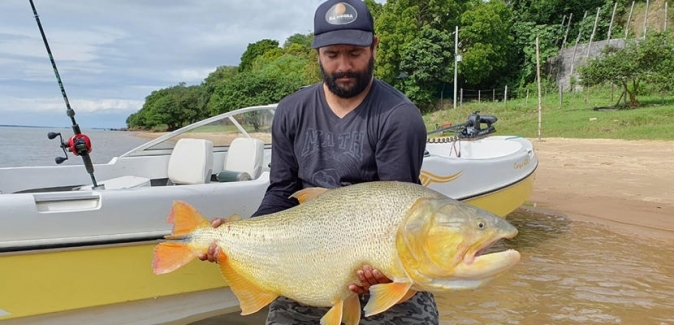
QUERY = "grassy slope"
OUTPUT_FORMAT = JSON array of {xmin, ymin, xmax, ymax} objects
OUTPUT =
[{"xmin": 424, "ymin": 89, "xmax": 674, "ymax": 141}]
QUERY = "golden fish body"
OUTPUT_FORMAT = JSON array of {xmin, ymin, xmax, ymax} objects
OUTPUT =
[{"xmin": 153, "ymin": 181, "xmax": 520, "ymax": 325}]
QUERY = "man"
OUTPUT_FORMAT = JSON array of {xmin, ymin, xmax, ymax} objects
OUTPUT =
[{"xmin": 201, "ymin": 0, "xmax": 438, "ymax": 323}]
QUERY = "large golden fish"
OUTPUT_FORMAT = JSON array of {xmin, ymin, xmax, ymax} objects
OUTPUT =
[{"xmin": 153, "ymin": 181, "xmax": 520, "ymax": 325}]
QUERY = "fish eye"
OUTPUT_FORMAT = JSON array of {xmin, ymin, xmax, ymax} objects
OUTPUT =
[{"xmin": 477, "ymin": 219, "xmax": 486, "ymax": 230}]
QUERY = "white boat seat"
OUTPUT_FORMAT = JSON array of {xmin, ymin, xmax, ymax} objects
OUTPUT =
[
  {"xmin": 216, "ymin": 137, "xmax": 264, "ymax": 182},
  {"xmin": 167, "ymin": 138, "xmax": 214, "ymax": 185}
]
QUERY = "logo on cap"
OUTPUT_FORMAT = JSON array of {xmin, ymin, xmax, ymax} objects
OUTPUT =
[{"xmin": 325, "ymin": 2, "xmax": 358, "ymax": 25}]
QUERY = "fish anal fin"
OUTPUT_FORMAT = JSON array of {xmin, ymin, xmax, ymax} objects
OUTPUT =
[
  {"xmin": 168, "ymin": 201, "xmax": 211, "ymax": 236},
  {"xmin": 320, "ymin": 299, "xmax": 343, "ymax": 325},
  {"xmin": 290, "ymin": 187, "xmax": 328, "ymax": 204},
  {"xmin": 152, "ymin": 242, "xmax": 197, "ymax": 275},
  {"xmin": 217, "ymin": 254, "xmax": 277, "ymax": 315},
  {"xmin": 342, "ymin": 294, "xmax": 361, "ymax": 325},
  {"xmin": 363, "ymin": 282, "xmax": 412, "ymax": 317}
]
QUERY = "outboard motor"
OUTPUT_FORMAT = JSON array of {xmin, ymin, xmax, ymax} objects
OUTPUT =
[{"xmin": 461, "ymin": 111, "xmax": 498, "ymax": 138}]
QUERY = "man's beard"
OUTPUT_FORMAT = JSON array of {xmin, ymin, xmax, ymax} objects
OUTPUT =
[{"xmin": 320, "ymin": 56, "xmax": 374, "ymax": 99}]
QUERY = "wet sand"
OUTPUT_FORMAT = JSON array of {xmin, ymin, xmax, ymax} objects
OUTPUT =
[{"xmin": 526, "ymin": 138, "xmax": 674, "ymax": 242}]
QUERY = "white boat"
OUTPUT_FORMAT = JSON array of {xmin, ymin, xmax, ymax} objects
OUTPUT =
[{"xmin": 0, "ymin": 104, "xmax": 537, "ymax": 324}]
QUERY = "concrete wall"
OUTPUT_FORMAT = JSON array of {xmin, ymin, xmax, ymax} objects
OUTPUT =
[{"xmin": 550, "ymin": 38, "xmax": 627, "ymax": 91}]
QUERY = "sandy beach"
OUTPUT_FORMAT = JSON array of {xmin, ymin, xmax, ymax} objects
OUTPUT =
[{"xmin": 525, "ymin": 137, "xmax": 674, "ymax": 242}]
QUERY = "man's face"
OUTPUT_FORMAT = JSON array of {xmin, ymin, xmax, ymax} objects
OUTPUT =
[{"xmin": 318, "ymin": 43, "xmax": 375, "ymax": 99}]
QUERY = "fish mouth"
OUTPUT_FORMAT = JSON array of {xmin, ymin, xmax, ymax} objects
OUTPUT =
[{"xmin": 456, "ymin": 234, "xmax": 520, "ymax": 279}]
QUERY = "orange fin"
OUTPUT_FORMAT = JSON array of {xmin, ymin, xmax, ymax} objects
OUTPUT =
[
  {"xmin": 167, "ymin": 201, "xmax": 211, "ymax": 237},
  {"xmin": 320, "ymin": 299, "xmax": 343, "ymax": 325},
  {"xmin": 224, "ymin": 214, "xmax": 242, "ymax": 222},
  {"xmin": 290, "ymin": 187, "xmax": 328, "ymax": 204},
  {"xmin": 398, "ymin": 289, "xmax": 417, "ymax": 304},
  {"xmin": 152, "ymin": 241, "xmax": 197, "ymax": 275},
  {"xmin": 217, "ymin": 253, "xmax": 278, "ymax": 315},
  {"xmin": 363, "ymin": 282, "xmax": 412, "ymax": 317},
  {"xmin": 341, "ymin": 294, "xmax": 361, "ymax": 325}
]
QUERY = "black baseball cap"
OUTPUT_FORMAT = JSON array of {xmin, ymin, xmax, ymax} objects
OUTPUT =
[{"xmin": 311, "ymin": 0, "xmax": 374, "ymax": 49}]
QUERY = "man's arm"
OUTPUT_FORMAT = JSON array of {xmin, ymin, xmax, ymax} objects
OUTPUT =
[
  {"xmin": 375, "ymin": 103, "xmax": 427, "ymax": 183},
  {"xmin": 251, "ymin": 106, "xmax": 301, "ymax": 217}
]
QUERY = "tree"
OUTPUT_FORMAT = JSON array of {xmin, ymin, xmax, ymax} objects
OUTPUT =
[
  {"xmin": 399, "ymin": 26, "xmax": 454, "ymax": 110},
  {"xmin": 375, "ymin": 0, "xmax": 466, "ymax": 86},
  {"xmin": 239, "ymin": 39, "xmax": 280, "ymax": 72},
  {"xmin": 459, "ymin": 0, "xmax": 514, "ymax": 86},
  {"xmin": 578, "ymin": 32, "xmax": 674, "ymax": 107}
]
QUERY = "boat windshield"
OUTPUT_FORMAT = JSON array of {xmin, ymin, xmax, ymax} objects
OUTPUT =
[{"xmin": 122, "ymin": 106, "xmax": 275, "ymax": 157}]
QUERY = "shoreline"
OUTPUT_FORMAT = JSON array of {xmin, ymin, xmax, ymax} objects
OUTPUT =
[{"xmin": 525, "ymin": 137, "xmax": 674, "ymax": 242}]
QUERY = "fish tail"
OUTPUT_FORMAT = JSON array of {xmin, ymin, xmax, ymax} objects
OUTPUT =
[{"xmin": 152, "ymin": 201, "xmax": 211, "ymax": 275}]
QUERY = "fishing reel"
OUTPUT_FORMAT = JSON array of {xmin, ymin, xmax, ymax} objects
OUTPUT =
[{"xmin": 47, "ymin": 131, "xmax": 93, "ymax": 164}]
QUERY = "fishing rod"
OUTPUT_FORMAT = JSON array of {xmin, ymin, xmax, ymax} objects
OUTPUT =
[{"xmin": 29, "ymin": 0, "xmax": 99, "ymax": 188}]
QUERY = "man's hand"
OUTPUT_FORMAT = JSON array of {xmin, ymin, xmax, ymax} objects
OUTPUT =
[
  {"xmin": 197, "ymin": 218, "xmax": 226, "ymax": 263},
  {"xmin": 348, "ymin": 264, "xmax": 392, "ymax": 295}
]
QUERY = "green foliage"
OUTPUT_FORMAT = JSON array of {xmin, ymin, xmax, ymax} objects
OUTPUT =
[
  {"xmin": 239, "ymin": 39, "xmax": 280, "ymax": 72},
  {"xmin": 459, "ymin": 0, "xmax": 514, "ymax": 86},
  {"xmin": 399, "ymin": 27, "xmax": 454, "ymax": 110},
  {"xmin": 127, "ymin": 83, "xmax": 208, "ymax": 131},
  {"xmin": 579, "ymin": 32, "xmax": 674, "ymax": 107}
]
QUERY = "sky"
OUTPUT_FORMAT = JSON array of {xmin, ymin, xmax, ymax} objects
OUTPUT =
[{"xmin": 0, "ymin": 0, "xmax": 377, "ymax": 129}]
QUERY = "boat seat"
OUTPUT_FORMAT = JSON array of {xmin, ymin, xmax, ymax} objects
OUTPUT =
[
  {"xmin": 167, "ymin": 138, "xmax": 214, "ymax": 185},
  {"xmin": 216, "ymin": 137, "xmax": 264, "ymax": 182}
]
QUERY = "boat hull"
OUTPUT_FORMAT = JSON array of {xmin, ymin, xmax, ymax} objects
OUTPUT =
[{"xmin": 0, "ymin": 105, "xmax": 538, "ymax": 324}]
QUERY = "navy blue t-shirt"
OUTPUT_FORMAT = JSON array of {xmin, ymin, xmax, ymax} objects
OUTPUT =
[{"xmin": 252, "ymin": 79, "xmax": 426, "ymax": 217}]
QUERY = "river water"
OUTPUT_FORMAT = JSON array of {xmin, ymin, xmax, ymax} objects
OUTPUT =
[
  {"xmin": 2, "ymin": 127, "xmax": 673, "ymax": 324},
  {"xmin": 0, "ymin": 126, "xmax": 148, "ymax": 168}
]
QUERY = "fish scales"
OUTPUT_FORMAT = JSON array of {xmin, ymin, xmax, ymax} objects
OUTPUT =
[{"xmin": 194, "ymin": 182, "xmax": 445, "ymax": 306}]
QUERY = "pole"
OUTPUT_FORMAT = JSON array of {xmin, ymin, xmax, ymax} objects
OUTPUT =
[
  {"xmin": 460, "ymin": 88, "xmax": 463, "ymax": 106},
  {"xmin": 586, "ymin": 7, "xmax": 601, "ymax": 59},
  {"xmin": 625, "ymin": 1, "xmax": 635, "ymax": 39},
  {"xmin": 504, "ymin": 86, "xmax": 508, "ymax": 108},
  {"xmin": 665, "ymin": 2, "xmax": 669, "ymax": 31},
  {"xmin": 644, "ymin": 0, "xmax": 649, "ymax": 39},
  {"xmin": 569, "ymin": 11, "xmax": 588, "ymax": 78},
  {"xmin": 536, "ymin": 36, "xmax": 543, "ymax": 141},
  {"xmin": 28, "ymin": 0, "xmax": 98, "ymax": 188},
  {"xmin": 607, "ymin": 2, "xmax": 618, "ymax": 41},
  {"xmin": 562, "ymin": 13, "xmax": 573, "ymax": 49},
  {"xmin": 453, "ymin": 25, "xmax": 458, "ymax": 109}
]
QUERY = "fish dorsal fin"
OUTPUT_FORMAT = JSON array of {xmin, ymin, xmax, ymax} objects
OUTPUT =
[
  {"xmin": 363, "ymin": 282, "xmax": 412, "ymax": 317},
  {"xmin": 341, "ymin": 294, "xmax": 362, "ymax": 325},
  {"xmin": 224, "ymin": 214, "xmax": 242, "ymax": 222},
  {"xmin": 217, "ymin": 253, "xmax": 278, "ymax": 315},
  {"xmin": 167, "ymin": 201, "xmax": 211, "ymax": 237},
  {"xmin": 320, "ymin": 298, "xmax": 343, "ymax": 325},
  {"xmin": 290, "ymin": 187, "xmax": 329, "ymax": 204}
]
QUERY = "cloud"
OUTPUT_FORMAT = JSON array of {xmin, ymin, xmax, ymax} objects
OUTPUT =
[{"xmin": 1, "ymin": 0, "xmax": 387, "ymax": 128}]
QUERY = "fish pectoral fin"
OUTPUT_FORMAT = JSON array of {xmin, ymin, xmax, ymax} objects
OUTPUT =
[
  {"xmin": 290, "ymin": 187, "xmax": 329, "ymax": 204},
  {"xmin": 320, "ymin": 299, "xmax": 343, "ymax": 325},
  {"xmin": 217, "ymin": 254, "xmax": 277, "ymax": 315},
  {"xmin": 363, "ymin": 282, "xmax": 412, "ymax": 317},
  {"xmin": 342, "ymin": 294, "xmax": 362, "ymax": 325},
  {"xmin": 152, "ymin": 241, "xmax": 197, "ymax": 275}
]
